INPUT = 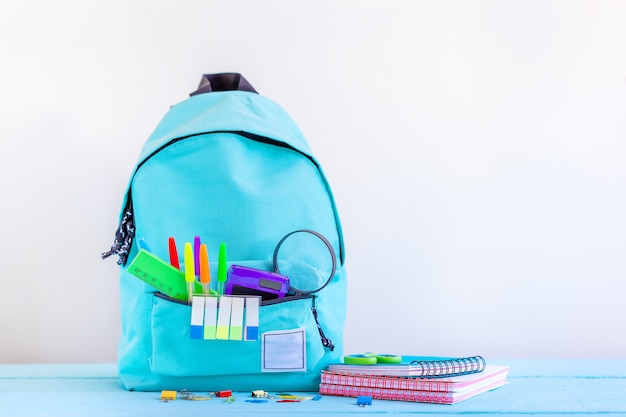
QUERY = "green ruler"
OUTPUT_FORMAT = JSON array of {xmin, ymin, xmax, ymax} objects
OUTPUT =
[{"xmin": 127, "ymin": 249, "xmax": 204, "ymax": 302}]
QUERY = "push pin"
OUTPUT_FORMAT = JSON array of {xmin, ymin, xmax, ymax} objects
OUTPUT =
[{"xmin": 356, "ymin": 395, "xmax": 372, "ymax": 407}]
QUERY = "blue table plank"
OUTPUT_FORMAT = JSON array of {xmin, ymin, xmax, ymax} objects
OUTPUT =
[{"xmin": 1, "ymin": 360, "xmax": 624, "ymax": 416}]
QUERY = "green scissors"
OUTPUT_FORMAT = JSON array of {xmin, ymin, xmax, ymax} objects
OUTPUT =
[{"xmin": 343, "ymin": 353, "xmax": 402, "ymax": 365}]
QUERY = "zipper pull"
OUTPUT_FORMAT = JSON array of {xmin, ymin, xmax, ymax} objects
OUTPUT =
[
  {"xmin": 311, "ymin": 302, "xmax": 334, "ymax": 351},
  {"xmin": 101, "ymin": 207, "xmax": 135, "ymax": 266}
]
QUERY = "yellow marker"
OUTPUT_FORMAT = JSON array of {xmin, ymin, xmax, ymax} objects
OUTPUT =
[
  {"xmin": 199, "ymin": 243, "xmax": 211, "ymax": 296},
  {"xmin": 184, "ymin": 242, "xmax": 195, "ymax": 303}
]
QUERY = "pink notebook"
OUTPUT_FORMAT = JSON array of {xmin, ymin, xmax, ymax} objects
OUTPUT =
[{"xmin": 319, "ymin": 365, "xmax": 509, "ymax": 404}]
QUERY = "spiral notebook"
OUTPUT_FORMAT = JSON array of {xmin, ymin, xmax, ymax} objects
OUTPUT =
[
  {"xmin": 327, "ymin": 355, "xmax": 486, "ymax": 378},
  {"xmin": 321, "ymin": 365, "xmax": 508, "ymax": 393},
  {"xmin": 319, "ymin": 365, "xmax": 509, "ymax": 405}
]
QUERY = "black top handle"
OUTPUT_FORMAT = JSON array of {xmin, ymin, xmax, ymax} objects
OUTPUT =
[{"xmin": 190, "ymin": 73, "xmax": 257, "ymax": 96}]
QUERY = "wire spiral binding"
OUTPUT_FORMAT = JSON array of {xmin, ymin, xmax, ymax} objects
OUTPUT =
[{"xmin": 410, "ymin": 355, "xmax": 486, "ymax": 378}]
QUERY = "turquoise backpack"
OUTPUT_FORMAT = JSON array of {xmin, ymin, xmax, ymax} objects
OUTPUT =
[{"xmin": 103, "ymin": 73, "xmax": 346, "ymax": 392}]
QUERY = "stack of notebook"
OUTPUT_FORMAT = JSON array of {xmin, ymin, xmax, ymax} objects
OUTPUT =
[{"xmin": 319, "ymin": 355, "xmax": 509, "ymax": 404}]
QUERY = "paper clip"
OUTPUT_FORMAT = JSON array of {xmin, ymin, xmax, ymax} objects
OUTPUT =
[
  {"xmin": 179, "ymin": 389, "xmax": 195, "ymax": 400},
  {"xmin": 276, "ymin": 392, "xmax": 319, "ymax": 402},
  {"xmin": 178, "ymin": 389, "xmax": 212, "ymax": 401}
]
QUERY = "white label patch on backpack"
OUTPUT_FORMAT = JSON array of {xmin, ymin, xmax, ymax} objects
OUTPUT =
[{"xmin": 261, "ymin": 328, "xmax": 306, "ymax": 372}]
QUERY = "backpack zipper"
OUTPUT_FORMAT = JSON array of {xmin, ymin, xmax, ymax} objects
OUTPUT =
[
  {"xmin": 312, "ymin": 296, "xmax": 335, "ymax": 351},
  {"xmin": 154, "ymin": 290, "xmax": 311, "ymax": 307},
  {"xmin": 101, "ymin": 131, "xmax": 319, "ymax": 266},
  {"xmin": 153, "ymin": 292, "xmax": 334, "ymax": 350}
]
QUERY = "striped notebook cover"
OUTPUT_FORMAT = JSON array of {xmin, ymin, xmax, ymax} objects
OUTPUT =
[
  {"xmin": 322, "ymin": 365, "xmax": 508, "ymax": 392},
  {"xmin": 327, "ymin": 355, "xmax": 486, "ymax": 378},
  {"xmin": 319, "ymin": 365, "xmax": 509, "ymax": 405}
]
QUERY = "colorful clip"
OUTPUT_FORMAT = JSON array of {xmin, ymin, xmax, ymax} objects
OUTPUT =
[
  {"xmin": 215, "ymin": 390, "xmax": 233, "ymax": 398},
  {"xmin": 160, "ymin": 390, "xmax": 177, "ymax": 402},
  {"xmin": 252, "ymin": 390, "xmax": 269, "ymax": 398}
]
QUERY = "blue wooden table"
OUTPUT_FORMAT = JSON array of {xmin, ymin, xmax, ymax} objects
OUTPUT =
[{"xmin": 1, "ymin": 359, "xmax": 624, "ymax": 416}]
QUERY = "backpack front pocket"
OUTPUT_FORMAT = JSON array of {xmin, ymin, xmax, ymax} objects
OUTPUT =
[{"xmin": 149, "ymin": 293, "xmax": 326, "ymax": 377}]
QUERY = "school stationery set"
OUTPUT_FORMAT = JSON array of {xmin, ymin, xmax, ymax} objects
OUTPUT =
[
  {"xmin": 320, "ymin": 354, "xmax": 509, "ymax": 404},
  {"xmin": 103, "ymin": 73, "xmax": 346, "ymax": 392}
]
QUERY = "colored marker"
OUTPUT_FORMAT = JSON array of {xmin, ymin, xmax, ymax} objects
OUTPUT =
[
  {"xmin": 184, "ymin": 242, "xmax": 195, "ymax": 303},
  {"xmin": 168, "ymin": 237, "xmax": 179, "ymax": 269},
  {"xmin": 199, "ymin": 243, "xmax": 211, "ymax": 296},
  {"xmin": 193, "ymin": 236, "xmax": 201, "ymax": 279},
  {"xmin": 217, "ymin": 242, "xmax": 227, "ymax": 295}
]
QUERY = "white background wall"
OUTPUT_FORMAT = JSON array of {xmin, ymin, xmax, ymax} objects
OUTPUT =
[{"xmin": 1, "ymin": 0, "xmax": 625, "ymax": 363}]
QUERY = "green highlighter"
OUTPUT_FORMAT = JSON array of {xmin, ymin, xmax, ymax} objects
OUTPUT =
[
  {"xmin": 217, "ymin": 243, "xmax": 228, "ymax": 295},
  {"xmin": 127, "ymin": 249, "xmax": 205, "ymax": 302}
]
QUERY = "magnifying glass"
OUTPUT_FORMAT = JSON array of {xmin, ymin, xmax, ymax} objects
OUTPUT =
[{"xmin": 272, "ymin": 229, "xmax": 337, "ymax": 296}]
